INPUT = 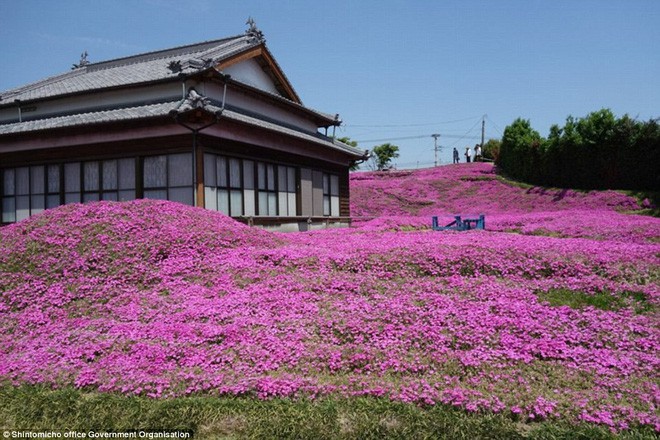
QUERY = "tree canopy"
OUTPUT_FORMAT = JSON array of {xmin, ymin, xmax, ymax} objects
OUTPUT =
[
  {"xmin": 496, "ymin": 109, "xmax": 659, "ymax": 190},
  {"xmin": 371, "ymin": 143, "xmax": 400, "ymax": 171}
]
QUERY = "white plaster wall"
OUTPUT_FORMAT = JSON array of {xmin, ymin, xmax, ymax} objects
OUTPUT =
[
  {"xmin": 205, "ymin": 82, "xmax": 318, "ymax": 133},
  {"xmin": 223, "ymin": 59, "xmax": 280, "ymax": 95},
  {"xmin": 0, "ymin": 83, "xmax": 182, "ymax": 123}
]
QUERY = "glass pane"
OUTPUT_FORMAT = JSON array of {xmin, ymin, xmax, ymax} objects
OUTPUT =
[
  {"xmin": 278, "ymin": 192, "xmax": 288, "ymax": 216},
  {"xmin": 83, "ymin": 162, "xmax": 99, "ymax": 191},
  {"xmin": 118, "ymin": 190, "xmax": 135, "ymax": 202},
  {"xmin": 144, "ymin": 156, "xmax": 166, "ymax": 188},
  {"xmin": 2, "ymin": 197, "xmax": 16, "ymax": 223},
  {"xmin": 65, "ymin": 193, "xmax": 81, "ymax": 204},
  {"xmin": 243, "ymin": 160, "xmax": 254, "ymax": 190},
  {"xmin": 102, "ymin": 160, "xmax": 118, "ymax": 190},
  {"xmin": 16, "ymin": 196, "xmax": 30, "ymax": 221},
  {"xmin": 287, "ymin": 167, "xmax": 296, "ymax": 192},
  {"xmin": 257, "ymin": 162, "xmax": 266, "ymax": 190},
  {"xmin": 169, "ymin": 187, "xmax": 193, "ymax": 206},
  {"xmin": 268, "ymin": 193, "xmax": 277, "ymax": 216},
  {"xmin": 331, "ymin": 175, "xmax": 339, "ymax": 196},
  {"xmin": 230, "ymin": 190, "xmax": 242, "ymax": 216},
  {"xmin": 144, "ymin": 189, "xmax": 167, "ymax": 200},
  {"xmin": 83, "ymin": 193, "xmax": 99, "ymax": 203},
  {"xmin": 3, "ymin": 169, "xmax": 15, "ymax": 196},
  {"xmin": 118, "ymin": 158, "xmax": 135, "ymax": 190},
  {"xmin": 217, "ymin": 190, "xmax": 229, "ymax": 215},
  {"xmin": 168, "ymin": 153, "xmax": 192, "ymax": 187},
  {"xmin": 267, "ymin": 164, "xmax": 275, "ymax": 191},
  {"xmin": 229, "ymin": 158, "xmax": 241, "ymax": 188},
  {"xmin": 278, "ymin": 166, "xmax": 287, "ymax": 191},
  {"xmin": 217, "ymin": 157, "xmax": 227, "ymax": 187},
  {"xmin": 30, "ymin": 166, "xmax": 44, "ymax": 194},
  {"xmin": 64, "ymin": 163, "xmax": 80, "ymax": 192},
  {"xmin": 323, "ymin": 174, "xmax": 329, "ymax": 194},
  {"xmin": 16, "ymin": 167, "xmax": 29, "ymax": 195},
  {"xmin": 205, "ymin": 187, "xmax": 217, "ymax": 210},
  {"xmin": 243, "ymin": 189, "xmax": 255, "ymax": 216},
  {"xmin": 30, "ymin": 195, "xmax": 45, "ymax": 214},
  {"xmin": 323, "ymin": 195, "xmax": 330, "ymax": 216},
  {"xmin": 331, "ymin": 196, "xmax": 340, "ymax": 216},
  {"xmin": 47, "ymin": 165, "xmax": 60, "ymax": 193},
  {"xmin": 288, "ymin": 193, "xmax": 297, "ymax": 216},
  {"xmin": 46, "ymin": 195, "xmax": 60, "ymax": 209},
  {"xmin": 102, "ymin": 192, "xmax": 118, "ymax": 201},
  {"xmin": 258, "ymin": 192, "xmax": 268, "ymax": 216},
  {"xmin": 204, "ymin": 154, "xmax": 216, "ymax": 187}
]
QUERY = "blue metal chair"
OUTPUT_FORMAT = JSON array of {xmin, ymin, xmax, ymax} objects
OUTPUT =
[{"xmin": 432, "ymin": 215, "xmax": 485, "ymax": 231}]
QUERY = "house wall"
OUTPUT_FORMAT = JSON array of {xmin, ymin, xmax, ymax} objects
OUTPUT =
[
  {"xmin": 223, "ymin": 59, "xmax": 280, "ymax": 95},
  {"xmin": 0, "ymin": 78, "xmax": 321, "ymax": 138},
  {"xmin": 0, "ymin": 83, "xmax": 182, "ymax": 124},
  {"xmin": 203, "ymin": 81, "xmax": 319, "ymax": 133},
  {"xmin": 1, "ymin": 132, "xmax": 351, "ymax": 226}
]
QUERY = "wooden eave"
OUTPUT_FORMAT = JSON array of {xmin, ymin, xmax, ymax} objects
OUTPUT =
[{"xmin": 214, "ymin": 44, "xmax": 302, "ymax": 105}]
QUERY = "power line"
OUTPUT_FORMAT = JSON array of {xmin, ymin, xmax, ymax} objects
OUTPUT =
[
  {"xmin": 446, "ymin": 117, "xmax": 484, "ymax": 148},
  {"xmin": 484, "ymin": 115, "xmax": 504, "ymax": 137},
  {"xmin": 345, "ymin": 115, "xmax": 483, "ymax": 128},
  {"xmin": 355, "ymin": 133, "xmax": 487, "ymax": 143}
]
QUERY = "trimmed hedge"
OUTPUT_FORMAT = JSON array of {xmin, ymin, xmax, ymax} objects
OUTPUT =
[{"xmin": 497, "ymin": 110, "xmax": 659, "ymax": 191}]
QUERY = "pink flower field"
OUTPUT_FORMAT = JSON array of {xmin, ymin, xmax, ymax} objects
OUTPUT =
[{"xmin": 1, "ymin": 163, "xmax": 658, "ymax": 432}]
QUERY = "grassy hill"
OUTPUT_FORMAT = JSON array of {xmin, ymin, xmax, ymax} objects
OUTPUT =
[{"xmin": 1, "ymin": 165, "xmax": 658, "ymax": 438}]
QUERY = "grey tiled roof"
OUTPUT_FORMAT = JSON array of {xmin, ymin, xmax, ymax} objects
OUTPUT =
[
  {"xmin": 0, "ymin": 100, "xmax": 365, "ymax": 158},
  {"xmin": 0, "ymin": 33, "xmax": 341, "ymax": 125},
  {"xmin": 0, "ymin": 35, "xmax": 255, "ymax": 105}
]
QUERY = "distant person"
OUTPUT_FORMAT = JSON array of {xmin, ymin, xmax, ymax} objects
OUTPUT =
[
  {"xmin": 474, "ymin": 144, "xmax": 482, "ymax": 162},
  {"xmin": 465, "ymin": 146, "xmax": 472, "ymax": 163},
  {"xmin": 453, "ymin": 148, "xmax": 459, "ymax": 164}
]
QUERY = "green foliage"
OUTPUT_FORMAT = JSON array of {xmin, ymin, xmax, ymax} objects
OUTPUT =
[
  {"xmin": 536, "ymin": 288, "xmax": 653, "ymax": 314},
  {"xmin": 497, "ymin": 110, "xmax": 660, "ymax": 191},
  {"xmin": 371, "ymin": 143, "xmax": 400, "ymax": 171},
  {"xmin": 337, "ymin": 137, "xmax": 362, "ymax": 171},
  {"xmin": 482, "ymin": 139, "xmax": 501, "ymax": 161},
  {"xmin": 498, "ymin": 118, "xmax": 543, "ymax": 183},
  {"xmin": 1, "ymin": 386, "xmax": 657, "ymax": 439}
]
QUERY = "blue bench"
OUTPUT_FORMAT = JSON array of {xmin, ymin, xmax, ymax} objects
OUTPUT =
[{"xmin": 432, "ymin": 215, "xmax": 485, "ymax": 231}]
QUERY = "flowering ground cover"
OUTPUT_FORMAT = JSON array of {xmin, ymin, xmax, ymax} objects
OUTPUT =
[{"xmin": 0, "ymin": 164, "xmax": 658, "ymax": 436}]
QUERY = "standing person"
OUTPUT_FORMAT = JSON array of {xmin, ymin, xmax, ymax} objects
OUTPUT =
[
  {"xmin": 465, "ymin": 146, "xmax": 472, "ymax": 163},
  {"xmin": 453, "ymin": 148, "xmax": 459, "ymax": 164},
  {"xmin": 474, "ymin": 143, "xmax": 482, "ymax": 162}
]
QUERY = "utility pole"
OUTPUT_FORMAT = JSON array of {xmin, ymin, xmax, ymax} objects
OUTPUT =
[
  {"xmin": 432, "ymin": 133, "xmax": 440, "ymax": 167},
  {"xmin": 481, "ymin": 116, "xmax": 486, "ymax": 148}
]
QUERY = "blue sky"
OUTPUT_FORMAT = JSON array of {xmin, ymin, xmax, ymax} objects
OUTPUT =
[{"xmin": 1, "ymin": 0, "xmax": 658, "ymax": 168}]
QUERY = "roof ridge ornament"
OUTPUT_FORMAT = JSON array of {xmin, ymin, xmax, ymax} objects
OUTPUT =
[
  {"xmin": 167, "ymin": 60, "xmax": 183, "ymax": 74},
  {"xmin": 72, "ymin": 51, "xmax": 90, "ymax": 69},
  {"xmin": 245, "ymin": 17, "xmax": 265, "ymax": 44}
]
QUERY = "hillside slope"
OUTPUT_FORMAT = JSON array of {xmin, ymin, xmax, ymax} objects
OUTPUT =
[
  {"xmin": 350, "ymin": 163, "xmax": 644, "ymax": 217},
  {"xmin": 0, "ymin": 179, "xmax": 659, "ymax": 433},
  {"xmin": 351, "ymin": 163, "xmax": 658, "ymax": 244}
]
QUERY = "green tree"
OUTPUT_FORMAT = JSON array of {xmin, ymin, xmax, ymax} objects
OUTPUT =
[
  {"xmin": 497, "ymin": 110, "xmax": 659, "ymax": 190},
  {"xmin": 497, "ymin": 118, "xmax": 543, "ymax": 182},
  {"xmin": 370, "ymin": 143, "xmax": 400, "ymax": 171},
  {"xmin": 337, "ymin": 137, "xmax": 362, "ymax": 171},
  {"xmin": 481, "ymin": 139, "xmax": 501, "ymax": 161}
]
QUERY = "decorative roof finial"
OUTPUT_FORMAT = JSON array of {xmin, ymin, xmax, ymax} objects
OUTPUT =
[
  {"xmin": 245, "ymin": 17, "xmax": 265, "ymax": 43},
  {"xmin": 72, "ymin": 51, "xmax": 90, "ymax": 69}
]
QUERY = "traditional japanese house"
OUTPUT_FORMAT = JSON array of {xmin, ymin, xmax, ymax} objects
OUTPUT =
[{"xmin": 0, "ymin": 20, "xmax": 367, "ymax": 230}]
